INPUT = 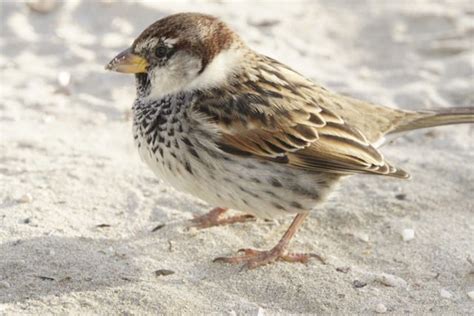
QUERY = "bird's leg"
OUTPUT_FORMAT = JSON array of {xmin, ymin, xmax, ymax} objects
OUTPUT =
[
  {"xmin": 214, "ymin": 212, "xmax": 322, "ymax": 269},
  {"xmin": 190, "ymin": 207, "xmax": 255, "ymax": 229}
]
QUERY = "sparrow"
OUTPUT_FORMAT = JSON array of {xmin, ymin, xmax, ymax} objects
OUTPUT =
[{"xmin": 106, "ymin": 12, "xmax": 474, "ymax": 269}]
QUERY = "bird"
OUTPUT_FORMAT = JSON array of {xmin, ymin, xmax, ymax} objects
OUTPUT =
[{"xmin": 106, "ymin": 12, "xmax": 474, "ymax": 269}]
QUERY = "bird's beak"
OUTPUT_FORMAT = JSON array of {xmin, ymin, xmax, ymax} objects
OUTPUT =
[{"xmin": 105, "ymin": 47, "xmax": 148, "ymax": 73}]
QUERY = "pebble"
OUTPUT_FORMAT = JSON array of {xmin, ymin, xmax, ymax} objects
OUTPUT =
[
  {"xmin": 439, "ymin": 288, "xmax": 452, "ymax": 299},
  {"xmin": 257, "ymin": 307, "xmax": 265, "ymax": 316},
  {"xmin": 353, "ymin": 280, "xmax": 367, "ymax": 288},
  {"xmin": 57, "ymin": 71, "xmax": 71, "ymax": 87},
  {"xmin": 356, "ymin": 232, "xmax": 370, "ymax": 242},
  {"xmin": 395, "ymin": 193, "xmax": 406, "ymax": 200},
  {"xmin": 467, "ymin": 291, "xmax": 474, "ymax": 300},
  {"xmin": 18, "ymin": 193, "xmax": 33, "ymax": 203},
  {"xmin": 26, "ymin": 0, "xmax": 57, "ymax": 13},
  {"xmin": 154, "ymin": 269, "xmax": 175, "ymax": 277},
  {"xmin": 402, "ymin": 228, "xmax": 415, "ymax": 242},
  {"xmin": 0, "ymin": 281, "xmax": 10, "ymax": 289},
  {"xmin": 56, "ymin": 71, "xmax": 72, "ymax": 94},
  {"xmin": 375, "ymin": 303, "xmax": 387, "ymax": 314},
  {"xmin": 376, "ymin": 273, "xmax": 408, "ymax": 288}
]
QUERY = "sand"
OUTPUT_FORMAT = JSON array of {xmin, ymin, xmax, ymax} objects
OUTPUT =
[{"xmin": 1, "ymin": 0, "xmax": 473, "ymax": 314}]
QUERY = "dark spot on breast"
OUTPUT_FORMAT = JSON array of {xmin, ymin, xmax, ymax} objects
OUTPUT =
[
  {"xmin": 293, "ymin": 184, "xmax": 318, "ymax": 199},
  {"xmin": 264, "ymin": 190, "xmax": 277, "ymax": 198},
  {"xmin": 146, "ymin": 114, "xmax": 167, "ymax": 134},
  {"xmin": 188, "ymin": 147, "xmax": 200, "ymax": 159},
  {"xmin": 272, "ymin": 202, "xmax": 285, "ymax": 210},
  {"xmin": 250, "ymin": 177, "xmax": 261, "ymax": 184},
  {"xmin": 239, "ymin": 185, "xmax": 260, "ymax": 198},
  {"xmin": 270, "ymin": 177, "xmax": 282, "ymax": 188},
  {"xmin": 181, "ymin": 137, "xmax": 193, "ymax": 147},
  {"xmin": 184, "ymin": 161, "xmax": 193, "ymax": 174},
  {"xmin": 290, "ymin": 201, "xmax": 304, "ymax": 209}
]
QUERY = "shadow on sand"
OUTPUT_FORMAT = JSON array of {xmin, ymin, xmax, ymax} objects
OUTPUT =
[{"xmin": 0, "ymin": 236, "xmax": 140, "ymax": 304}]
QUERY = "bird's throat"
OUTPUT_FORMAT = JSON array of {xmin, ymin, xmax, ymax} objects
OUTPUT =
[{"xmin": 135, "ymin": 73, "xmax": 151, "ymax": 98}]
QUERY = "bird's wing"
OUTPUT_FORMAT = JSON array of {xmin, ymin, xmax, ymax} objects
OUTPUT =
[{"xmin": 193, "ymin": 56, "xmax": 409, "ymax": 178}]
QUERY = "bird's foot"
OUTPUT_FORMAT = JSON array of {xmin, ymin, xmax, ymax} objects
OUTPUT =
[
  {"xmin": 214, "ymin": 247, "xmax": 320, "ymax": 269},
  {"xmin": 190, "ymin": 207, "xmax": 255, "ymax": 229}
]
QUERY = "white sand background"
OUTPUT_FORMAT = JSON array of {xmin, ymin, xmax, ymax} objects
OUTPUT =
[{"xmin": 1, "ymin": 0, "xmax": 473, "ymax": 314}]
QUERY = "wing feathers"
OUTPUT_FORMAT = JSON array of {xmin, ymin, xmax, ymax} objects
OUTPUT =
[{"xmin": 193, "ymin": 54, "xmax": 409, "ymax": 178}]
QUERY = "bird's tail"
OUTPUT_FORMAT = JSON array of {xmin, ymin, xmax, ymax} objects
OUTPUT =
[{"xmin": 388, "ymin": 107, "xmax": 474, "ymax": 135}]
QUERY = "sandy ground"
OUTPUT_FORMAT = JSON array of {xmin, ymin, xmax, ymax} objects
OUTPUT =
[{"xmin": 1, "ymin": 0, "xmax": 473, "ymax": 314}]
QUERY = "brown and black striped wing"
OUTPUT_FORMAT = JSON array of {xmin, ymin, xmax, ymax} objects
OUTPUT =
[{"xmin": 193, "ymin": 55, "xmax": 409, "ymax": 178}]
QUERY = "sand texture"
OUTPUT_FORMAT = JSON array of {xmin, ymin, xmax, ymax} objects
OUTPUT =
[{"xmin": 1, "ymin": 0, "xmax": 473, "ymax": 314}]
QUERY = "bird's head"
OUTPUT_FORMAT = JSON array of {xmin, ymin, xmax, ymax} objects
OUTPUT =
[{"xmin": 106, "ymin": 13, "xmax": 247, "ymax": 98}]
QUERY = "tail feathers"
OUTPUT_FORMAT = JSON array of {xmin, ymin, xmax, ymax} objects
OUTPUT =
[{"xmin": 389, "ymin": 107, "xmax": 474, "ymax": 134}]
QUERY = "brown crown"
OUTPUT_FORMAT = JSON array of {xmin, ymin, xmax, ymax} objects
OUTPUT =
[{"xmin": 132, "ymin": 13, "xmax": 242, "ymax": 71}]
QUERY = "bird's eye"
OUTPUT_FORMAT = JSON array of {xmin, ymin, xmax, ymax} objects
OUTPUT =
[{"xmin": 155, "ymin": 46, "xmax": 168, "ymax": 58}]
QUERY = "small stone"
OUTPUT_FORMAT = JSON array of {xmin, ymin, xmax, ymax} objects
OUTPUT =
[
  {"xmin": 402, "ymin": 229, "xmax": 415, "ymax": 242},
  {"xmin": 154, "ymin": 269, "xmax": 175, "ymax": 277},
  {"xmin": 48, "ymin": 249, "xmax": 55, "ymax": 256},
  {"xmin": 439, "ymin": 288, "xmax": 452, "ymax": 299},
  {"xmin": 353, "ymin": 280, "xmax": 367, "ymax": 288},
  {"xmin": 96, "ymin": 224, "xmax": 111, "ymax": 228},
  {"xmin": 257, "ymin": 307, "xmax": 265, "ymax": 316},
  {"xmin": 375, "ymin": 303, "xmax": 387, "ymax": 314},
  {"xmin": 376, "ymin": 273, "xmax": 408, "ymax": 288},
  {"xmin": 395, "ymin": 193, "xmax": 406, "ymax": 200},
  {"xmin": 57, "ymin": 71, "xmax": 71, "ymax": 88},
  {"xmin": 0, "ymin": 281, "xmax": 10, "ymax": 289},
  {"xmin": 336, "ymin": 266, "xmax": 350, "ymax": 273},
  {"xmin": 467, "ymin": 291, "xmax": 474, "ymax": 300},
  {"xmin": 18, "ymin": 193, "xmax": 33, "ymax": 203},
  {"xmin": 27, "ymin": 0, "xmax": 57, "ymax": 13},
  {"xmin": 151, "ymin": 224, "xmax": 165, "ymax": 232},
  {"xmin": 356, "ymin": 232, "xmax": 370, "ymax": 242}
]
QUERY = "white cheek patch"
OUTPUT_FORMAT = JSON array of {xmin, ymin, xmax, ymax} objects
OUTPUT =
[
  {"xmin": 147, "ymin": 53, "xmax": 202, "ymax": 99},
  {"xmin": 187, "ymin": 48, "xmax": 243, "ymax": 90}
]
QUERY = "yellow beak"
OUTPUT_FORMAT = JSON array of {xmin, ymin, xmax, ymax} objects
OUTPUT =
[{"xmin": 105, "ymin": 47, "xmax": 148, "ymax": 73}]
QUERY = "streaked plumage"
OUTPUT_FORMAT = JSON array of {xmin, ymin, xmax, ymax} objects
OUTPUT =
[{"xmin": 106, "ymin": 13, "xmax": 474, "ymax": 269}]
